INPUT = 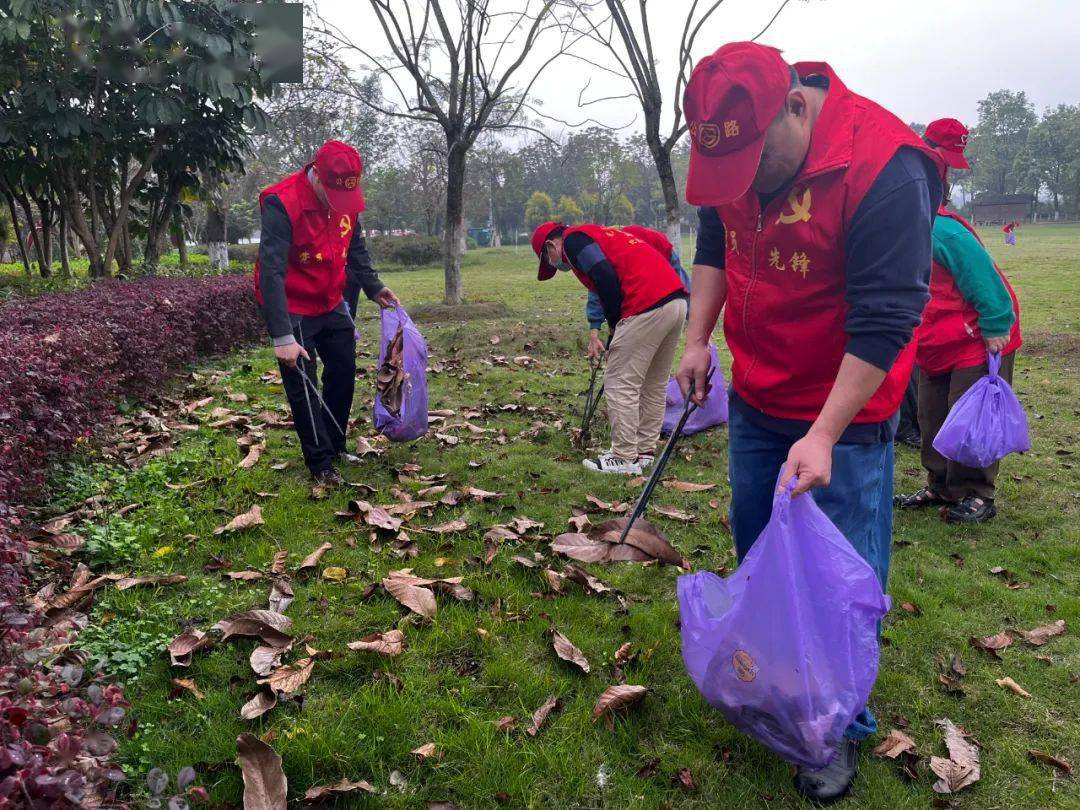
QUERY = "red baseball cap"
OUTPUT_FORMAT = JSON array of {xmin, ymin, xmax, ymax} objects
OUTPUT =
[
  {"xmin": 531, "ymin": 221, "xmax": 565, "ymax": 281},
  {"xmin": 312, "ymin": 140, "xmax": 366, "ymax": 214},
  {"xmin": 924, "ymin": 118, "xmax": 970, "ymax": 169},
  {"xmin": 683, "ymin": 42, "xmax": 791, "ymax": 206}
]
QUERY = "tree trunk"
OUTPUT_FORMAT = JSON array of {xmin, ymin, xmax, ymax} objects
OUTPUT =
[
  {"xmin": 172, "ymin": 209, "xmax": 189, "ymax": 272},
  {"xmin": 2, "ymin": 190, "xmax": 32, "ymax": 275},
  {"xmin": 442, "ymin": 146, "xmax": 466, "ymax": 305},
  {"xmin": 58, "ymin": 207, "xmax": 71, "ymax": 278},
  {"xmin": 206, "ymin": 201, "xmax": 229, "ymax": 270}
]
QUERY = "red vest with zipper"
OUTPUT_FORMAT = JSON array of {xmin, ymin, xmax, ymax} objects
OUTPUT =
[
  {"xmin": 563, "ymin": 224, "xmax": 687, "ymax": 318},
  {"xmin": 253, "ymin": 167, "xmax": 357, "ymax": 316},
  {"xmin": 716, "ymin": 63, "xmax": 945, "ymax": 423},
  {"xmin": 915, "ymin": 207, "xmax": 1022, "ymax": 376}
]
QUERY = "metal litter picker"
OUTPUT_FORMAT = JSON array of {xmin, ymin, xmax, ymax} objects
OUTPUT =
[{"xmin": 617, "ymin": 369, "xmax": 715, "ymax": 545}]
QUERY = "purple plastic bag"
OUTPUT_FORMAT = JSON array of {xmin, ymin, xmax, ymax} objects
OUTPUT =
[
  {"xmin": 662, "ymin": 344, "xmax": 727, "ymax": 435},
  {"xmin": 373, "ymin": 306, "xmax": 429, "ymax": 442},
  {"xmin": 677, "ymin": 478, "xmax": 890, "ymax": 769},
  {"xmin": 932, "ymin": 352, "xmax": 1030, "ymax": 468}
]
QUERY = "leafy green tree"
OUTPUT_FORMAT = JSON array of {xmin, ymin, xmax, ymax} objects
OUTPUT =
[
  {"xmin": 968, "ymin": 90, "xmax": 1037, "ymax": 196},
  {"xmin": 1016, "ymin": 105, "xmax": 1080, "ymax": 216},
  {"xmin": 610, "ymin": 193, "xmax": 634, "ymax": 226},
  {"xmin": 556, "ymin": 195, "xmax": 584, "ymax": 225},
  {"xmin": 525, "ymin": 191, "xmax": 555, "ymax": 231}
]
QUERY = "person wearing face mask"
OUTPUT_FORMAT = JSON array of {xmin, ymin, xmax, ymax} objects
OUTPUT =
[
  {"xmin": 531, "ymin": 220, "xmax": 688, "ymax": 474},
  {"xmin": 254, "ymin": 140, "xmax": 400, "ymax": 486},
  {"xmin": 675, "ymin": 42, "xmax": 944, "ymax": 801}
]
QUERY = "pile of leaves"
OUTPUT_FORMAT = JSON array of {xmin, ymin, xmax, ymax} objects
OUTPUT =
[
  {"xmin": 376, "ymin": 322, "xmax": 406, "ymax": 415},
  {"xmin": 0, "ymin": 274, "xmax": 264, "ymax": 505}
]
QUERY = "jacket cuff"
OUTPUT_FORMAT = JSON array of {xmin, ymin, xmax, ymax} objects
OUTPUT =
[
  {"xmin": 272, "ymin": 334, "xmax": 297, "ymax": 347},
  {"xmin": 846, "ymin": 333, "xmax": 903, "ymax": 372}
]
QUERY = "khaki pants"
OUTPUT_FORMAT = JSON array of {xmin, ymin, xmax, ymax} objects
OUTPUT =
[
  {"xmin": 604, "ymin": 297, "xmax": 687, "ymax": 460},
  {"xmin": 918, "ymin": 352, "xmax": 1016, "ymax": 501}
]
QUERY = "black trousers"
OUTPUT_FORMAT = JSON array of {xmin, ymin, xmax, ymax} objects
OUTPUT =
[
  {"xmin": 277, "ymin": 309, "xmax": 356, "ymax": 475},
  {"xmin": 896, "ymin": 366, "xmax": 920, "ymax": 440}
]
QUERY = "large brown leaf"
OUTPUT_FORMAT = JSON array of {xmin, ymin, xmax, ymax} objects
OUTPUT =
[
  {"xmin": 115, "ymin": 574, "xmax": 187, "ymax": 591},
  {"xmin": 550, "ymin": 630, "xmax": 590, "ymax": 673},
  {"xmin": 461, "ymin": 486, "xmax": 501, "ymax": 502},
  {"xmin": 662, "ymin": 480, "xmax": 716, "ymax": 493},
  {"xmin": 302, "ymin": 779, "xmax": 377, "ymax": 802},
  {"xmin": 429, "ymin": 518, "xmax": 470, "ymax": 534},
  {"xmin": 995, "ymin": 676, "xmax": 1031, "ymax": 698},
  {"xmin": 970, "ymin": 630, "xmax": 1012, "ymax": 658},
  {"xmin": 250, "ymin": 643, "xmax": 293, "ymax": 677},
  {"xmin": 648, "ymin": 504, "xmax": 696, "ymax": 522},
  {"xmin": 526, "ymin": 695, "xmax": 562, "ymax": 737},
  {"xmin": 258, "ymin": 657, "xmax": 314, "ymax": 694},
  {"xmin": 1020, "ymin": 619, "xmax": 1066, "ymax": 646},
  {"xmin": 214, "ymin": 505, "xmax": 265, "ymax": 535},
  {"xmin": 1028, "ymin": 750, "xmax": 1073, "ymax": 775},
  {"xmin": 297, "ymin": 542, "xmax": 333, "ymax": 576},
  {"xmin": 376, "ymin": 322, "xmax": 406, "ymax": 415},
  {"xmin": 509, "ymin": 517, "xmax": 544, "ymax": 535},
  {"xmin": 239, "ymin": 443, "xmax": 265, "ymax": 469},
  {"xmin": 270, "ymin": 550, "xmax": 288, "ymax": 576},
  {"xmin": 236, "ymin": 733, "xmax": 287, "ymax": 810},
  {"xmin": 226, "ymin": 571, "xmax": 265, "ymax": 582},
  {"xmin": 366, "ymin": 506, "xmax": 403, "ymax": 532},
  {"xmin": 383, "ymin": 574, "xmax": 437, "ymax": 619},
  {"xmin": 269, "ymin": 579, "xmax": 294, "ymax": 614},
  {"xmin": 872, "ymin": 729, "xmax": 917, "ymax": 759},
  {"xmin": 551, "ymin": 533, "xmax": 611, "ymax": 563},
  {"xmin": 167, "ymin": 628, "xmax": 212, "ymax": 667},
  {"xmin": 348, "ymin": 629, "xmax": 405, "ymax": 656},
  {"xmin": 214, "ymin": 610, "xmax": 293, "ymax": 647},
  {"xmin": 930, "ymin": 719, "xmax": 980, "ymax": 794},
  {"xmin": 563, "ymin": 565, "xmax": 612, "ymax": 595},
  {"xmin": 596, "ymin": 518, "xmax": 685, "ymax": 566},
  {"xmin": 592, "ymin": 684, "xmax": 647, "ymax": 722},
  {"xmin": 241, "ymin": 689, "xmax": 277, "ymax": 720}
]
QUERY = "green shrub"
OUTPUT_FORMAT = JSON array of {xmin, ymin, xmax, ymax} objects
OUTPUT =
[
  {"xmin": 368, "ymin": 235, "xmax": 443, "ymax": 267},
  {"xmin": 465, "ymin": 236, "xmax": 479, "ymax": 251},
  {"xmin": 227, "ymin": 243, "xmax": 260, "ymax": 264}
]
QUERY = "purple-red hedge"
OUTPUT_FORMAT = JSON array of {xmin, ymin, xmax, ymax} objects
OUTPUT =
[{"xmin": 0, "ymin": 275, "xmax": 264, "ymax": 505}]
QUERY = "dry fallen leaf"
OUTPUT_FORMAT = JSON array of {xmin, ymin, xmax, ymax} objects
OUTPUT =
[
  {"xmin": 214, "ymin": 505, "xmax": 264, "ymax": 535},
  {"xmin": 115, "ymin": 574, "xmax": 187, "ymax": 591},
  {"xmin": 258, "ymin": 657, "xmax": 314, "ymax": 694},
  {"xmin": 214, "ymin": 610, "xmax": 293, "ymax": 647},
  {"xmin": 295, "ymin": 543, "xmax": 334, "ymax": 578},
  {"xmin": 1028, "ymin": 750, "xmax": 1073, "ymax": 775},
  {"xmin": 322, "ymin": 567, "xmax": 348, "ymax": 582},
  {"xmin": 167, "ymin": 628, "xmax": 212, "ymax": 667},
  {"xmin": 239, "ymin": 443, "xmax": 265, "ymax": 469},
  {"xmin": 412, "ymin": 742, "xmax": 439, "ymax": 761},
  {"xmin": 241, "ymin": 689, "xmax": 277, "ymax": 720},
  {"xmin": 495, "ymin": 716, "xmax": 517, "ymax": 732},
  {"xmin": 226, "ymin": 571, "xmax": 265, "ymax": 582},
  {"xmin": 347, "ymin": 629, "xmax": 405, "ymax": 657},
  {"xmin": 171, "ymin": 677, "xmax": 205, "ymax": 700},
  {"xmin": 383, "ymin": 574, "xmax": 438, "ymax": 619},
  {"xmin": 995, "ymin": 676, "xmax": 1031, "ymax": 698},
  {"xmin": 551, "ymin": 630, "xmax": 590, "ymax": 674},
  {"xmin": 236, "ymin": 733, "xmax": 287, "ymax": 810},
  {"xmin": 526, "ymin": 695, "xmax": 562, "ymax": 737},
  {"xmin": 1020, "ymin": 619, "xmax": 1066, "ymax": 646},
  {"xmin": 649, "ymin": 504, "xmax": 696, "ymax": 522},
  {"xmin": 302, "ymin": 779, "xmax": 377, "ymax": 802},
  {"xmin": 592, "ymin": 684, "xmax": 647, "ymax": 722},
  {"xmin": 970, "ymin": 630, "xmax": 1012, "ymax": 658},
  {"xmin": 250, "ymin": 644, "xmax": 292, "ymax": 677},
  {"xmin": 270, "ymin": 550, "xmax": 288, "ymax": 576},
  {"xmin": 509, "ymin": 517, "xmax": 544, "ymax": 535},
  {"xmin": 563, "ymin": 564, "xmax": 612, "ymax": 595},
  {"xmin": 872, "ymin": 729, "xmax": 917, "ymax": 759},
  {"xmin": 662, "ymin": 480, "xmax": 716, "ymax": 492},
  {"xmin": 930, "ymin": 719, "xmax": 980, "ymax": 794},
  {"xmin": 429, "ymin": 518, "xmax": 470, "ymax": 534},
  {"xmin": 269, "ymin": 579, "xmax": 294, "ymax": 614}
]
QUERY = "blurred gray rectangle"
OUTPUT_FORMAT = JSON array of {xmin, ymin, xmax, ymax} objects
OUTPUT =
[{"xmin": 233, "ymin": 2, "xmax": 303, "ymax": 83}]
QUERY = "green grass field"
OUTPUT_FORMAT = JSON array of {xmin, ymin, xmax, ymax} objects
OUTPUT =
[{"xmin": 46, "ymin": 224, "xmax": 1078, "ymax": 807}]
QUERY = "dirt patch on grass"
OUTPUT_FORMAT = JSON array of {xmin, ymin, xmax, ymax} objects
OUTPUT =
[
  {"xmin": 1020, "ymin": 331, "xmax": 1080, "ymax": 361},
  {"xmin": 408, "ymin": 301, "xmax": 509, "ymax": 324}
]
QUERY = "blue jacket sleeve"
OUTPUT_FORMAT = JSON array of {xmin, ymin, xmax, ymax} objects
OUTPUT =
[
  {"xmin": 843, "ymin": 147, "xmax": 943, "ymax": 371},
  {"xmin": 585, "ymin": 291, "xmax": 605, "ymax": 330},
  {"xmin": 693, "ymin": 206, "xmax": 726, "ymax": 268}
]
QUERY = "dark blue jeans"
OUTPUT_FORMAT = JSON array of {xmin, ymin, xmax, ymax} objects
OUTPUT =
[{"xmin": 727, "ymin": 405, "xmax": 894, "ymax": 741}]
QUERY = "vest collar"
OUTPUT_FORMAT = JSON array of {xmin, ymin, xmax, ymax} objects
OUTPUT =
[
  {"xmin": 296, "ymin": 164, "xmax": 329, "ymax": 212},
  {"xmin": 790, "ymin": 61, "xmax": 855, "ymax": 179}
]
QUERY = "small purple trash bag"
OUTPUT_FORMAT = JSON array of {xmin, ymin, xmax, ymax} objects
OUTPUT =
[
  {"xmin": 662, "ymin": 343, "xmax": 727, "ymax": 435},
  {"xmin": 677, "ymin": 477, "xmax": 890, "ymax": 769},
  {"xmin": 373, "ymin": 306, "xmax": 429, "ymax": 442},
  {"xmin": 932, "ymin": 352, "xmax": 1030, "ymax": 469}
]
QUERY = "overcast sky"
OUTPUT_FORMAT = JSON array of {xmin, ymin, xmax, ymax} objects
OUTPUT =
[{"xmin": 316, "ymin": 0, "xmax": 1080, "ymax": 139}]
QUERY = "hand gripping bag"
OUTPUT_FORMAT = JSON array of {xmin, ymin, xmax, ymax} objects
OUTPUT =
[
  {"xmin": 677, "ymin": 477, "xmax": 890, "ymax": 769},
  {"xmin": 373, "ymin": 306, "xmax": 428, "ymax": 441},
  {"xmin": 932, "ymin": 352, "xmax": 1030, "ymax": 468},
  {"xmin": 662, "ymin": 343, "xmax": 728, "ymax": 435}
]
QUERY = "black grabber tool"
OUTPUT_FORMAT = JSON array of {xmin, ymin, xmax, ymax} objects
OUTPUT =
[{"xmin": 617, "ymin": 368, "xmax": 715, "ymax": 544}]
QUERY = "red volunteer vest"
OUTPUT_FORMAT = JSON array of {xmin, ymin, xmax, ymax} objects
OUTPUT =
[
  {"xmin": 716, "ymin": 63, "xmax": 945, "ymax": 423},
  {"xmin": 253, "ymin": 167, "xmax": 357, "ymax": 316},
  {"xmin": 563, "ymin": 224, "xmax": 686, "ymax": 318},
  {"xmin": 622, "ymin": 225, "xmax": 674, "ymax": 260},
  {"xmin": 915, "ymin": 207, "xmax": 1022, "ymax": 376}
]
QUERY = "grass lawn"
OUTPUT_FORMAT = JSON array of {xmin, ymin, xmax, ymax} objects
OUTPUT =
[{"xmin": 43, "ymin": 225, "xmax": 1078, "ymax": 807}]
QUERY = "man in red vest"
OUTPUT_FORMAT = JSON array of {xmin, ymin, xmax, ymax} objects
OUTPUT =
[
  {"xmin": 676, "ymin": 43, "xmax": 943, "ymax": 800},
  {"xmin": 896, "ymin": 118, "xmax": 1022, "ymax": 522},
  {"xmin": 255, "ymin": 140, "xmax": 399, "ymax": 485},
  {"xmin": 532, "ymin": 221, "xmax": 688, "ymax": 474}
]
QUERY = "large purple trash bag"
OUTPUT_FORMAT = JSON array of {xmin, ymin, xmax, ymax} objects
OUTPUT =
[
  {"xmin": 662, "ymin": 343, "xmax": 727, "ymax": 435},
  {"xmin": 374, "ymin": 306, "xmax": 429, "ymax": 442},
  {"xmin": 677, "ymin": 477, "xmax": 890, "ymax": 769},
  {"xmin": 932, "ymin": 352, "xmax": 1031, "ymax": 469}
]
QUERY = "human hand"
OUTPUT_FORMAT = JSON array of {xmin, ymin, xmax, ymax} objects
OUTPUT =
[
  {"xmin": 587, "ymin": 332, "xmax": 605, "ymax": 364},
  {"xmin": 274, "ymin": 342, "xmax": 310, "ymax": 369},
  {"xmin": 676, "ymin": 341, "xmax": 712, "ymax": 406},
  {"xmin": 375, "ymin": 288, "xmax": 400, "ymax": 309},
  {"xmin": 984, "ymin": 335, "xmax": 1009, "ymax": 354},
  {"xmin": 778, "ymin": 430, "xmax": 835, "ymax": 496}
]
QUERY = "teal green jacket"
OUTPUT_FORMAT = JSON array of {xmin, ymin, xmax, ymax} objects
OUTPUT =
[{"xmin": 931, "ymin": 216, "xmax": 1015, "ymax": 337}]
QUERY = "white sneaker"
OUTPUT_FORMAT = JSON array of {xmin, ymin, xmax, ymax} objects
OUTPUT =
[
  {"xmin": 582, "ymin": 452, "xmax": 642, "ymax": 475},
  {"xmin": 637, "ymin": 455, "xmax": 655, "ymax": 470}
]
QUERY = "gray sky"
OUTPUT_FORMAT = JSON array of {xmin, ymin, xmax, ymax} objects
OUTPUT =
[{"xmin": 317, "ymin": 0, "xmax": 1080, "ymax": 138}]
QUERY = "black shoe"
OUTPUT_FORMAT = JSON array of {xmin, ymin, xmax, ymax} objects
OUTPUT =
[
  {"xmin": 894, "ymin": 431, "xmax": 921, "ymax": 450},
  {"xmin": 794, "ymin": 739, "xmax": 859, "ymax": 804},
  {"xmin": 894, "ymin": 487, "xmax": 950, "ymax": 510},
  {"xmin": 313, "ymin": 467, "xmax": 345, "ymax": 487},
  {"xmin": 943, "ymin": 495, "xmax": 996, "ymax": 523}
]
